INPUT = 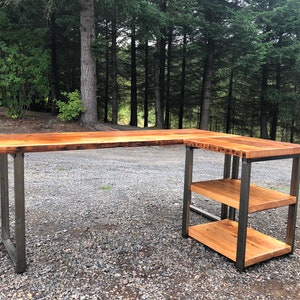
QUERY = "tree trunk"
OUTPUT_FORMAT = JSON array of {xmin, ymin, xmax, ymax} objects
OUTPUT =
[
  {"xmin": 154, "ymin": 41, "xmax": 165, "ymax": 128},
  {"xmin": 270, "ymin": 104, "xmax": 278, "ymax": 140},
  {"xmin": 260, "ymin": 64, "xmax": 269, "ymax": 139},
  {"xmin": 153, "ymin": 0, "xmax": 166, "ymax": 129},
  {"xmin": 179, "ymin": 30, "xmax": 187, "ymax": 129},
  {"xmin": 270, "ymin": 63, "xmax": 281, "ymax": 140},
  {"xmin": 130, "ymin": 23, "xmax": 137, "ymax": 127},
  {"xmin": 63, "ymin": 37, "xmax": 73, "ymax": 92},
  {"xmin": 50, "ymin": 13, "xmax": 59, "ymax": 115},
  {"xmin": 225, "ymin": 68, "xmax": 234, "ymax": 133},
  {"xmin": 111, "ymin": 15, "xmax": 118, "ymax": 125},
  {"xmin": 144, "ymin": 40, "xmax": 149, "ymax": 128},
  {"xmin": 80, "ymin": 0, "xmax": 98, "ymax": 126},
  {"xmin": 159, "ymin": 33, "xmax": 166, "ymax": 127},
  {"xmin": 200, "ymin": 39, "xmax": 214, "ymax": 130},
  {"xmin": 290, "ymin": 120, "xmax": 295, "ymax": 143},
  {"xmin": 165, "ymin": 26, "xmax": 173, "ymax": 129},
  {"xmin": 104, "ymin": 20, "xmax": 109, "ymax": 123}
]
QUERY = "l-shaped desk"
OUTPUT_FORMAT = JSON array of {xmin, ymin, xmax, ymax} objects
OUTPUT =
[{"xmin": 0, "ymin": 129, "xmax": 300, "ymax": 272}]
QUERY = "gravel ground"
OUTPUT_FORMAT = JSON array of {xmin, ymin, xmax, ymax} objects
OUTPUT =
[{"xmin": 0, "ymin": 145, "xmax": 300, "ymax": 299}]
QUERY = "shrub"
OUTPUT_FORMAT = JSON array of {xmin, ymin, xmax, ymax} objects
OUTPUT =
[
  {"xmin": 56, "ymin": 90, "xmax": 85, "ymax": 121},
  {"xmin": 0, "ymin": 42, "xmax": 49, "ymax": 119}
]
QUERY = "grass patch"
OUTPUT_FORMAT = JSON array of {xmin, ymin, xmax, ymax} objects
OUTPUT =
[{"xmin": 99, "ymin": 185, "xmax": 113, "ymax": 191}]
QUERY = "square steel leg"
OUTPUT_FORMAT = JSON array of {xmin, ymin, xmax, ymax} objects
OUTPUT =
[
  {"xmin": 236, "ymin": 158, "xmax": 251, "ymax": 272},
  {"xmin": 0, "ymin": 153, "xmax": 26, "ymax": 273}
]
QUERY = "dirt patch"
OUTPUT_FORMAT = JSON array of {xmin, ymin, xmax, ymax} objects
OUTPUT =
[{"xmin": 0, "ymin": 107, "xmax": 129, "ymax": 133}]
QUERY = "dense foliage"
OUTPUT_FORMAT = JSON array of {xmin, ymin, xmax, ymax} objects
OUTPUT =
[
  {"xmin": 0, "ymin": 0, "xmax": 299, "ymax": 141},
  {"xmin": 56, "ymin": 90, "xmax": 85, "ymax": 121}
]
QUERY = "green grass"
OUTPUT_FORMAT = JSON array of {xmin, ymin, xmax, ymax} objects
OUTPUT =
[{"xmin": 99, "ymin": 185, "xmax": 113, "ymax": 191}]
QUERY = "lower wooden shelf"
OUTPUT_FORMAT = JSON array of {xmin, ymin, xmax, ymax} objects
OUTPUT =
[{"xmin": 188, "ymin": 219, "xmax": 291, "ymax": 267}]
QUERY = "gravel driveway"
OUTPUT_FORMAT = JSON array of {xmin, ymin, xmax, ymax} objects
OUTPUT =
[{"xmin": 0, "ymin": 145, "xmax": 300, "ymax": 299}]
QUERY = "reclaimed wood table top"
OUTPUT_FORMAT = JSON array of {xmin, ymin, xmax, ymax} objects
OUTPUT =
[
  {"xmin": 184, "ymin": 135, "xmax": 300, "ymax": 159},
  {"xmin": 1, "ymin": 129, "xmax": 300, "ymax": 159},
  {"xmin": 0, "ymin": 129, "xmax": 207, "ymax": 154}
]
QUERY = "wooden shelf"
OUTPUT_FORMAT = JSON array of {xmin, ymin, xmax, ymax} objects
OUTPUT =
[
  {"xmin": 191, "ymin": 179, "xmax": 296, "ymax": 213},
  {"xmin": 188, "ymin": 219, "xmax": 291, "ymax": 267}
]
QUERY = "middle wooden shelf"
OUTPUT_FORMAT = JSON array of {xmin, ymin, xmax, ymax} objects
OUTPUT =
[{"xmin": 190, "ymin": 178, "xmax": 296, "ymax": 213}]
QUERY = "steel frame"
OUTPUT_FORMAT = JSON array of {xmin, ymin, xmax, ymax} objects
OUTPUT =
[{"xmin": 0, "ymin": 143, "xmax": 299, "ymax": 273}]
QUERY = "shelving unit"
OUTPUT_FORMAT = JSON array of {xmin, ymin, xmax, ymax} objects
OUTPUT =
[{"xmin": 182, "ymin": 135, "xmax": 300, "ymax": 271}]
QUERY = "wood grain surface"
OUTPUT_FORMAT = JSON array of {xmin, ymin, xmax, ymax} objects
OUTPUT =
[
  {"xmin": 188, "ymin": 219, "xmax": 291, "ymax": 267},
  {"xmin": 191, "ymin": 179, "xmax": 296, "ymax": 213},
  {"xmin": 1, "ymin": 129, "xmax": 300, "ymax": 159},
  {"xmin": 185, "ymin": 135, "xmax": 300, "ymax": 158},
  {"xmin": 0, "ymin": 129, "xmax": 203, "ymax": 153}
]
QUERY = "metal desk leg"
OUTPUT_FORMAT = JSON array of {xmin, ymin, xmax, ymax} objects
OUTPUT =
[
  {"xmin": 222, "ymin": 155, "xmax": 240, "ymax": 220},
  {"xmin": 0, "ymin": 153, "xmax": 26, "ymax": 273},
  {"xmin": 236, "ymin": 158, "xmax": 251, "ymax": 272},
  {"xmin": 221, "ymin": 154, "xmax": 231, "ymax": 219},
  {"xmin": 14, "ymin": 153, "xmax": 26, "ymax": 273},
  {"xmin": 182, "ymin": 146, "xmax": 193, "ymax": 238},
  {"xmin": 286, "ymin": 157, "xmax": 300, "ymax": 250},
  {"xmin": 1, "ymin": 154, "xmax": 10, "ymax": 240},
  {"xmin": 228, "ymin": 156, "xmax": 240, "ymax": 220}
]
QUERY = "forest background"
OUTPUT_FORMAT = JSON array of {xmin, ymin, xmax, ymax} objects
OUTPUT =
[{"xmin": 0, "ymin": 0, "xmax": 299, "ymax": 142}]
